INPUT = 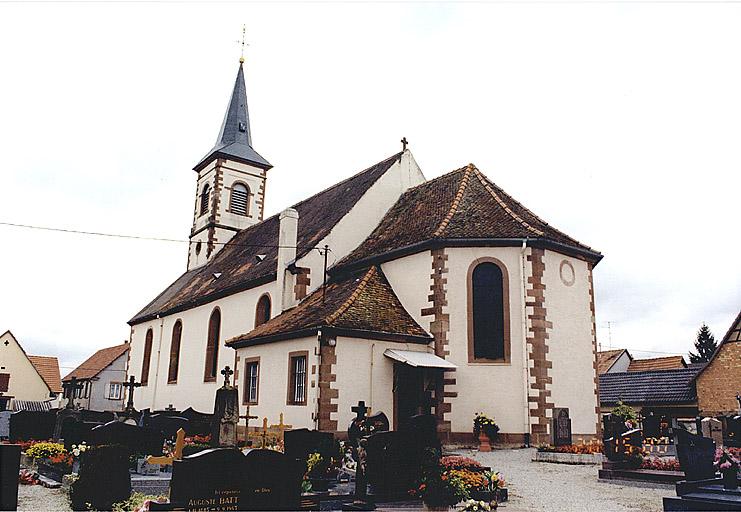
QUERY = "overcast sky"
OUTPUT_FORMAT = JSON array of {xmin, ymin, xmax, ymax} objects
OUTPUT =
[{"xmin": 1, "ymin": 1, "xmax": 738, "ymax": 375}]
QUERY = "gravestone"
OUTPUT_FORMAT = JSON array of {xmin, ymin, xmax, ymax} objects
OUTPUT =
[
  {"xmin": 726, "ymin": 415, "xmax": 741, "ymax": 447},
  {"xmin": 89, "ymin": 420, "xmax": 165, "ymax": 457},
  {"xmin": 180, "ymin": 407, "xmax": 214, "ymax": 436},
  {"xmin": 604, "ymin": 428, "xmax": 642, "ymax": 462},
  {"xmin": 602, "ymin": 413, "xmax": 627, "ymax": 441},
  {"xmin": 675, "ymin": 428, "xmax": 717, "ymax": 481},
  {"xmin": 159, "ymin": 448, "xmax": 303, "ymax": 511},
  {"xmin": 284, "ymin": 428, "xmax": 336, "ymax": 465},
  {"xmin": 211, "ymin": 366, "xmax": 239, "ymax": 448},
  {"xmin": 0, "ymin": 444, "xmax": 21, "ymax": 511},
  {"xmin": 0, "ymin": 410, "xmax": 11, "ymax": 438},
  {"xmin": 10, "ymin": 410, "xmax": 56, "ymax": 441},
  {"xmin": 147, "ymin": 414, "xmax": 190, "ymax": 439},
  {"xmin": 70, "ymin": 444, "xmax": 131, "ymax": 511},
  {"xmin": 553, "ymin": 408, "xmax": 572, "ymax": 446},
  {"xmin": 701, "ymin": 417, "xmax": 724, "ymax": 447}
]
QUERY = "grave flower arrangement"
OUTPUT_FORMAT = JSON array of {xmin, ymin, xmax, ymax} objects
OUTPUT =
[
  {"xmin": 473, "ymin": 413, "xmax": 500, "ymax": 440},
  {"xmin": 537, "ymin": 441, "xmax": 603, "ymax": 454},
  {"xmin": 409, "ymin": 450, "xmax": 473, "ymax": 509},
  {"xmin": 460, "ymin": 499, "xmax": 494, "ymax": 511},
  {"xmin": 715, "ymin": 448, "xmax": 740, "ymax": 490},
  {"xmin": 25, "ymin": 441, "xmax": 66, "ymax": 460},
  {"xmin": 640, "ymin": 457, "xmax": 681, "ymax": 472},
  {"xmin": 440, "ymin": 456, "xmax": 482, "ymax": 470},
  {"xmin": 47, "ymin": 451, "xmax": 74, "ymax": 473}
]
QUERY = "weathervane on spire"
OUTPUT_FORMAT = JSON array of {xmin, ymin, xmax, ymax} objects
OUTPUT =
[{"xmin": 237, "ymin": 25, "xmax": 248, "ymax": 64}]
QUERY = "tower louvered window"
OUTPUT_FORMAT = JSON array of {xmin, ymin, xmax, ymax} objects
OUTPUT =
[
  {"xmin": 200, "ymin": 183, "xmax": 210, "ymax": 216},
  {"xmin": 230, "ymin": 183, "xmax": 250, "ymax": 216}
]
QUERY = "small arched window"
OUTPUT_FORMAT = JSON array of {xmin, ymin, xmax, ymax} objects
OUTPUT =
[
  {"xmin": 200, "ymin": 183, "xmax": 210, "ymax": 216},
  {"xmin": 230, "ymin": 183, "xmax": 250, "ymax": 216},
  {"xmin": 468, "ymin": 260, "xmax": 510, "ymax": 362},
  {"xmin": 141, "ymin": 328, "xmax": 153, "ymax": 385},
  {"xmin": 204, "ymin": 308, "xmax": 221, "ymax": 382},
  {"xmin": 255, "ymin": 294, "xmax": 271, "ymax": 327},
  {"xmin": 168, "ymin": 320, "xmax": 182, "ymax": 384}
]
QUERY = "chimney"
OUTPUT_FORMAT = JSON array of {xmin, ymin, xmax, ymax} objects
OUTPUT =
[{"xmin": 276, "ymin": 208, "xmax": 299, "ymax": 312}]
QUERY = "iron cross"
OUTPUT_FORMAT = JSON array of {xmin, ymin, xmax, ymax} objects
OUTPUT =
[
  {"xmin": 352, "ymin": 400, "xmax": 369, "ymax": 420},
  {"xmin": 401, "ymin": 137, "xmax": 408, "ymax": 151},
  {"xmin": 123, "ymin": 375, "xmax": 141, "ymax": 411},
  {"xmin": 221, "ymin": 366, "xmax": 234, "ymax": 387}
]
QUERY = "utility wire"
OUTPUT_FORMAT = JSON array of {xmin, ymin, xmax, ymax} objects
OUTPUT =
[{"xmin": 0, "ymin": 221, "xmax": 324, "ymax": 252}]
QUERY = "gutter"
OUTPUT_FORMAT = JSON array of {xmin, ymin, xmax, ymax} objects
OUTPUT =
[{"xmin": 228, "ymin": 326, "xmax": 432, "ymax": 349}]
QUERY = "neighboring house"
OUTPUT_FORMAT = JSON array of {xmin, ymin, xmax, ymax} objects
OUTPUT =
[
  {"xmin": 128, "ymin": 58, "xmax": 604, "ymax": 445},
  {"xmin": 63, "ymin": 343, "xmax": 129, "ymax": 411},
  {"xmin": 0, "ymin": 330, "xmax": 61, "ymax": 411},
  {"xmin": 695, "ymin": 310, "xmax": 741, "ymax": 417},
  {"xmin": 597, "ymin": 349, "xmax": 686, "ymax": 374}
]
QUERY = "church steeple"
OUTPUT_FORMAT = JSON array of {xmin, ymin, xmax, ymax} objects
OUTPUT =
[
  {"xmin": 193, "ymin": 62, "xmax": 272, "ymax": 172},
  {"xmin": 187, "ymin": 60, "xmax": 272, "ymax": 270}
]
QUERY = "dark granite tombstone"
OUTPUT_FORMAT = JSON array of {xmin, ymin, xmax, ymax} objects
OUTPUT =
[
  {"xmin": 147, "ymin": 414, "xmax": 190, "ymax": 439},
  {"xmin": 604, "ymin": 428, "xmax": 642, "ymax": 462},
  {"xmin": 180, "ymin": 407, "xmax": 215, "ymax": 436},
  {"xmin": 0, "ymin": 444, "xmax": 21, "ymax": 511},
  {"xmin": 9, "ymin": 410, "xmax": 56, "ymax": 441},
  {"xmin": 725, "ymin": 415, "xmax": 741, "ymax": 448},
  {"xmin": 602, "ymin": 413, "xmax": 628, "ymax": 441},
  {"xmin": 160, "ymin": 448, "xmax": 303, "ymax": 511},
  {"xmin": 642, "ymin": 412, "xmax": 660, "ymax": 439},
  {"xmin": 553, "ymin": 408, "xmax": 572, "ymax": 447},
  {"xmin": 89, "ymin": 420, "xmax": 165, "ymax": 457},
  {"xmin": 70, "ymin": 444, "xmax": 131, "ymax": 511},
  {"xmin": 284, "ymin": 428, "xmax": 336, "ymax": 465},
  {"xmin": 675, "ymin": 428, "xmax": 717, "ymax": 481}
]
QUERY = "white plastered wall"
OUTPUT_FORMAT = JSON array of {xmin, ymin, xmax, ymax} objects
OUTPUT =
[
  {"xmin": 129, "ymin": 280, "xmax": 277, "ymax": 413},
  {"xmin": 235, "ymin": 336, "xmax": 318, "ymax": 429},
  {"xmin": 0, "ymin": 331, "xmax": 52, "ymax": 405},
  {"xmin": 85, "ymin": 353, "xmax": 128, "ymax": 412},
  {"xmin": 542, "ymin": 250, "xmax": 598, "ymax": 435}
]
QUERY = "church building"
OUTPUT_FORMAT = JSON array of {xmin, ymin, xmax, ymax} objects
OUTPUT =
[{"xmin": 128, "ymin": 58, "xmax": 603, "ymax": 444}]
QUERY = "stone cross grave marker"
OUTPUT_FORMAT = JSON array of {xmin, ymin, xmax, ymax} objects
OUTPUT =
[
  {"xmin": 212, "ymin": 366, "xmax": 239, "ymax": 448},
  {"xmin": 701, "ymin": 417, "xmax": 724, "ymax": 447},
  {"xmin": 553, "ymin": 408, "xmax": 572, "ymax": 446},
  {"xmin": 269, "ymin": 413, "xmax": 293, "ymax": 443}
]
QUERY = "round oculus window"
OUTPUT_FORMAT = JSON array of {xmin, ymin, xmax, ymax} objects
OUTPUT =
[{"xmin": 559, "ymin": 259, "xmax": 575, "ymax": 286}]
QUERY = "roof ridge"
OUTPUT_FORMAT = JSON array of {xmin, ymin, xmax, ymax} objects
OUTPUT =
[
  {"xmin": 433, "ymin": 165, "xmax": 473, "ymax": 238},
  {"xmin": 324, "ymin": 266, "xmax": 377, "ymax": 325},
  {"xmin": 471, "ymin": 168, "xmax": 545, "ymax": 237}
]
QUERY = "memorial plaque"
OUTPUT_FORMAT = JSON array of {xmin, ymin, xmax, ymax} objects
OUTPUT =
[
  {"xmin": 166, "ymin": 448, "xmax": 303, "ymax": 511},
  {"xmin": 676, "ymin": 428, "xmax": 716, "ymax": 481},
  {"xmin": 553, "ymin": 408, "xmax": 572, "ymax": 446}
]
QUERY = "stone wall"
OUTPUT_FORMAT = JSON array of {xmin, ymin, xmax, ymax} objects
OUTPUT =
[{"xmin": 696, "ymin": 340, "xmax": 741, "ymax": 416}]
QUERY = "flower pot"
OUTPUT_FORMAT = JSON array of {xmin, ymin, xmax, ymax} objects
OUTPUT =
[
  {"xmin": 722, "ymin": 469, "xmax": 739, "ymax": 490},
  {"xmin": 478, "ymin": 432, "xmax": 492, "ymax": 452}
]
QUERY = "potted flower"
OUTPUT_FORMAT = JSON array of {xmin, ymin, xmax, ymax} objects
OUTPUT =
[
  {"xmin": 25, "ymin": 442, "xmax": 69, "ymax": 482},
  {"xmin": 70, "ymin": 442, "xmax": 88, "ymax": 473},
  {"xmin": 410, "ymin": 450, "xmax": 470, "ymax": 511},
  {"xmin": 305, "ymin": 452, "xmax": 339, "ymax": 492},
  {"xmin": 715, "ymin": 449, "xmax": 740, "ymax": 490},
  {"xmin": 473, "ymin": 413, "xmax": 500, "ymax": 451},
  {"xmin": 460, "ymin": 499, "xmax": 495, "ymax": 511}
]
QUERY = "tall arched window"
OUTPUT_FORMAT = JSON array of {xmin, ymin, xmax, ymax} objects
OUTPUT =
[
  {"xmin": 255, "ymin": 294, "xmax": 271, "ymax": 327},
  {"xmin": 468, "ymin": 259, "xmax": 510, "ymax": 362},
  {"xmin": 230, "ymin": 183, "xmax": 250, "ymax": 216},
  {"xmin": 204, "ymin": 308, "xmax": 221, "ymax": 382},
  {"xmin": 168, "ymin": 320, "xmax": 182, "ymax": 384},
  {"xmin": 141, "ymin": 328, "xmax": 154, "ymax": 385},
  {"xmin": 200, "ymin": 183, "xmax": 210, "ymax": 216}
]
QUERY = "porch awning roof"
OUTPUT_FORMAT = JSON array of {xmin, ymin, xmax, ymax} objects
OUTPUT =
[{"xmin": 383, "ymin": 349, "xmax": 457, "ymax": 369}]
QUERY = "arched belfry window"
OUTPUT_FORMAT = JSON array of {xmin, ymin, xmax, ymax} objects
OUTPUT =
[
  {"xmin": 230, "ymin": 183, "xmax": 250, "ymax": 216},
  {"xmin": 200, "ymin": 183, "xmax": 211, "ymax": 216},
  {"xmin": 168, "ymin": 320, "xmax": 182, "ymax": 384},
  {"xmin": 141, "ymin": 328, "xmax": 153, "ymax": 385},
  {"xmin": 468, "ymin": 259, "xmax": 510, "ymax": 362},
  {"xmin": 255, "ymin": 294, "xmax": 271, "ymax": 328},
  {"xmin": 204, "ymin": 308, "xmax": 221, "ymax": 382}
]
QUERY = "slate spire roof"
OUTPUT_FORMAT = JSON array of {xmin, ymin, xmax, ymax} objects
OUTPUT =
[
  {"xmin": 227, "ymin": 266, "xmax": 431, "ymax": 347},
  {"xmin": 337, "ymin": 164, "xmax": 601, "ymax": 272},
  {"xmin": 194, "ymin": 62, "xmax": 272, "ymax": 171}
]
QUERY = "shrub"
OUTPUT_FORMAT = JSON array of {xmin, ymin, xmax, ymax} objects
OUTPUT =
[{"xmin": 25, "ymin": 442, "xmax": 66, "ymax": 460}]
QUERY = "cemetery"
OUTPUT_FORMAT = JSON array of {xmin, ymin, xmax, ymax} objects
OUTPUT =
[{"xmin": 2, "ymin": 366, "xmax": 740, "ymax": 511}]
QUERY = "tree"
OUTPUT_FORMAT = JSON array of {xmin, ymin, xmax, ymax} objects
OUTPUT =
[{"xmin": 689, "ymin": 323, "xmax": 718, "ymax": 364}]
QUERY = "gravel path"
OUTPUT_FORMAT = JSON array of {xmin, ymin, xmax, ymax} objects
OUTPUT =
[
  {"xmin": 459, "ymin": 448, "xmax": 671, "ymax": 512},
  {"xmin": 18, "ymin": 484, "xmax": 72, "ymax": 512}
]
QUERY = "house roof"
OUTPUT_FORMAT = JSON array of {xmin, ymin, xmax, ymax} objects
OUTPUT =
[
  {"xmin": 129, "ymin": 152, "xmax": 403, "ymax": 325},
  {"xmin": 693, "ymin": 309, "xmax": 741, "ymax": 381},
  {"xmin": 336, "ymin": 164, "xmax": 601, "ymax": 272},
  {"xmin": 597, "ymin": 349, "xmax": 629, "ymax": 374},
  {"xmin": 63, "ymin": 343, "xmax": 129, "ymax": 382},
  {"xmin": 194, "ymin": 62, "xmax": 271, "ymax": 171},
  {"xmin": 227, "ymin": 266, "xmax": 431, "ymax": 348},
  {"xmin": 27, "ymin": 355, "xmax": 62, "ymax": 393},
  {"xmin": 628, "ymin": 355, "xmax": 686, "ymax": 372},
  {"xmin": 1, "ymin": 330, "xmax": 57, "ymax": 395},
  {"xmin": 599, "ymin": 367, "xmax": 701, "ymax": 406}
]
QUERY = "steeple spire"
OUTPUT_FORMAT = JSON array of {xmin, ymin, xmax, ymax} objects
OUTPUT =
[{"xmin": 193, "ymin": 61, "xmax": 272, "ymax": 172}]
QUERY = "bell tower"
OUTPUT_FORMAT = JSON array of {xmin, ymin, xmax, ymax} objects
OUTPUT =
[{"xmin": 188, "ymin": 59, "xmax": 272, "ymax": 270}]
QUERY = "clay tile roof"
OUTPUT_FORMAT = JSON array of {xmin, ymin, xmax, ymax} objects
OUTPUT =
[
  {"xmin": 628, "ymin": 355, "xmax": 686, "ymax": 372},
  {"xmin": 63, "ymin": 343, "xmax": 129, "ymax": 381},
  {"xmin": 597, "ymin": 349, "xmax": 627, "ymax": 374},
  {"xmin": 129, "ymin": 152, "xmax": 403, "ymax": 325},
  {"xmin": 27, "ymin": 355, "xmax": 62, "ymax": 393},
  {"xmin": 227, "ymin": 266, "xmax": 431, "ymax": 347},
  {"xmin": 337, "ymin": 164, "xmax": 601, "ymax": 270},
  {"xmin": 599, "ymin": 367, "xmax": 701, "ymax": 406}
]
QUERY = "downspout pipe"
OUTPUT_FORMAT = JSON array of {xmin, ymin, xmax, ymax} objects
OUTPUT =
[
  {"xmin": 151, "ymin": 315, "xmax": 165, "ymax": 410},
  {"xmin": 520, "ymin": 239, "xmax": 531, "ymax": 447}
]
